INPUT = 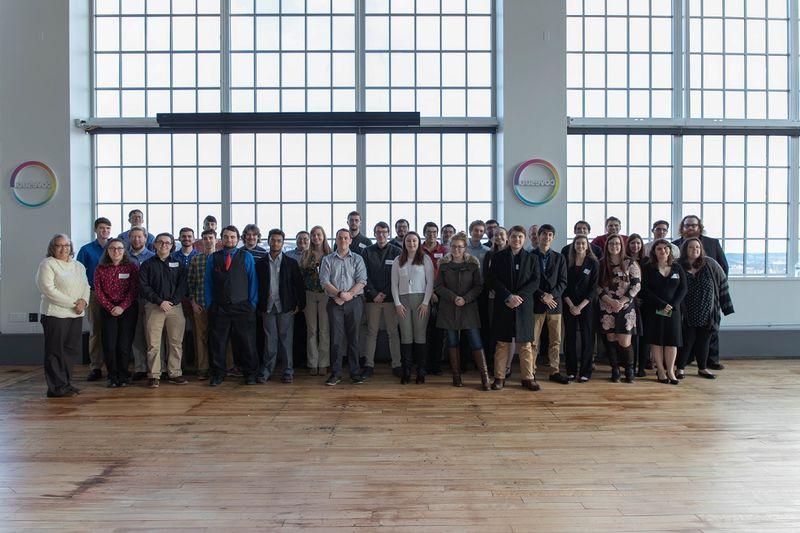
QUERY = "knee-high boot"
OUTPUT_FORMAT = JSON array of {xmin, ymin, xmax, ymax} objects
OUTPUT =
[
  {"xmin": 413, "ymin": 343, "xmax": 427, "ymax": 384},
  {"xmin": 400, "ymin": 343, "xmax": 413, "ymax": 384},
  {"xmin": 448, "ymin": 347, "xmax": 462, "ymax": 387},
  {"xmin": 608, "ymin": 341, "xmax": 620, "ymax": 382},
  {"xmin": 472, "ymin": 349, "xmax": 491, "ymax": 391},
  {"xmin": 619, "ymin": 343, "xmax": 635, "ymax": 383}
]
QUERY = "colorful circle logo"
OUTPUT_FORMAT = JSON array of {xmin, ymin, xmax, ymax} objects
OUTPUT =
[
  {"xmin": 513, "ymin": 159, "xmax": 560, "ymax": 206},
  {"xmin": 9, "ymin": 161, "xmax": 58, "ymax": 208}
]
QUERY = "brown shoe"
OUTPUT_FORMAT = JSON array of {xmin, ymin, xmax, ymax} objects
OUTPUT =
[
  {"xmin": 148, "ymin": 378, "xmax": 160, "ymax": 388},
  {"xmin": 491, "ymin": 378, "xmax": 505, "ymax": 390},
  {"xmin": 521, "ymin": 379, "xmax": 540, "ymax": 391},
  {"xmin": 168, "ymin": 375, "xmax": 188, "ymax": 385}
]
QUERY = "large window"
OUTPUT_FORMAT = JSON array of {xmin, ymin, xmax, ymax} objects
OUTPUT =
[
  {"xmin": 92, "ymin": 0, "xmax": 495, "ymax": 244},
  {"xmin": 567, "ymin": 0, "xmax": 799, "ymax": 277}
]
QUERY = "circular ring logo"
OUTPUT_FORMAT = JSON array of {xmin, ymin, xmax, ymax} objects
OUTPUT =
[
  {"xmin": 9, "ymin": 161, "xmax": 58, "ymax": 208},
  {"xmin": 513, "ymin": 159, "xmax": 560, "ymax": 206}
]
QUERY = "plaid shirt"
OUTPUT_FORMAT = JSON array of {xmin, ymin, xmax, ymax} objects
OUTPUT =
[{"xmin": 187, "ymin": 253, "xmax": 210, "ymax": 307}]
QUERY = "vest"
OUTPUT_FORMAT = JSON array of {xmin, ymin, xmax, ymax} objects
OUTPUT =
[{"xmin": 211, "ymin": 249, "xmax": 249, "ymax": 306}]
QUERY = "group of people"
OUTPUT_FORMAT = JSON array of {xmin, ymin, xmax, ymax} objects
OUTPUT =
[{"xmin": 36, "ymin": 209, "xmax": 734, "ymax": 398}]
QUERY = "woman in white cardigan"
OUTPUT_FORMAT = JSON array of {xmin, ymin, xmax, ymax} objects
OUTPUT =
[
  {"xmin": 391, "ymin": 231, "xmax": 434, "ymax": 384},
  {"xmin": 35, "ymin": 234, "xmax": 90, "ymax": 397}
]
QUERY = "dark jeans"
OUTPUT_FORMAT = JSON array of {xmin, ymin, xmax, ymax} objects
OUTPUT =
[
  {"xmin": 41, "ymin": 315, "xmax": 82, "ymax": 394},
  {"xmin": 208, "ymin": 302, "xmax": 258, "ymax": 379},
  {"xmin": 100, "ymin": 302, "xmax": 138, "ymax": 383},
  {"xmin": 678, "ymin": 325, "xmax": 713, "ymax": 371},
  {"xmin": 327, "ymin": 296, "xmax": 363, "ymax": 378},
  {"xmin": 446, "ymin": 328, "xmax": 482, "ymax": 350},
  {"xmin": 259, "ymin": 310, "xmax": 294, "ymax": 379},
  {"xmin": 564, "ymin": 308, "xmax": 594, "ymax": 378}
]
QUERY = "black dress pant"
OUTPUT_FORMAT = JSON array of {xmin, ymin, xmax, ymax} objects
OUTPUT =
[
  {"xmin": 678, "ymin": 325, "xmax": 713, "ymax": 371},
  {"xmin": 41, "ymin": 315, "xmax": 82, "ymax": 394},
  {"xmin": 208, "ymin": 302, "xmax": 258, "ymax": 379},
  {"xmin": 708, "ymin": 330, "xmax": 720, "ymax": 363},
  {"xmin": 564, "ymin": 308, "xmax": 594, "ymax": 378},
  {"xmin": 100, "ymin": 302, "xmax": 138, "ymax": 383}
]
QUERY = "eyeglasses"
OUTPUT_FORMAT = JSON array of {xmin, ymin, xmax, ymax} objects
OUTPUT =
[
  {"xmin": 108, "ymin": 247, "xmax": 125, "ymax": 252},
  {"xmin": 53, "ymin": 244, "xmax": 71, "ymax": 249},
  {"xmin": 155, "ymin": 240, "xmax": 172, "ymax": 246},
  {"xmin": 684, "ymin": 223, "xmax": 699, "ymax": 228}
]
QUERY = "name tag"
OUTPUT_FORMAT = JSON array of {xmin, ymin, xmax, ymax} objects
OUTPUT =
[
  {"xmin": 671, "ymin": 273, "xmax": 679, "ymax": 279},
  {"xmin": 515, "ymin": 264, "xmax": 520, "ymax": 270},
  {"xmin": 385, "ymin": 259, "xmax": 394, "ymax": 265},
  {"xmin": 434, "ymin": 253, "xmax": 443, "ymax": 259},
  {"xmin": 359, "ymin": 243, "xmax": 367, "ymax": 248},
  {"xmin": 118, "ymin": 273, "xmax": 130, "ymax": 279},
  {"xmin": 168, "ymin": 262, "xmax": 179, "ymax": 268},
  {"xmin": 583, "ymin": 268, "xmax": 591, "ymax": 275}
]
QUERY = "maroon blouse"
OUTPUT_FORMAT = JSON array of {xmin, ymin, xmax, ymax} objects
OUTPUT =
[{"xmin": 94, "ymin": 263, "xmax": 139, "ymax": 312}]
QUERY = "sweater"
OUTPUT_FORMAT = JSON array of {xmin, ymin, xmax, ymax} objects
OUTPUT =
[{"xmin": 36, "ymin": 257, "xmax": 91, "ymax": 318}]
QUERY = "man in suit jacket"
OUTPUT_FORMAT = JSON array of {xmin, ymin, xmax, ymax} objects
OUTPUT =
[
  {"xmin": 256, "ymin": 229, "xmax": 306, "ymax": 383},
  {"xmin": 486, "ymin": 225, "xmax": 541, "ymax": 391},
  {"xmin": 532, "ymin": 224, "xmax": 569, "ymax": 385},
  {"xmin": 673, "ymin": 214, "xmax": 729, "ymax": 370}
]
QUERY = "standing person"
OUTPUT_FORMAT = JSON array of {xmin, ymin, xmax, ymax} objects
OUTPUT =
[
  {"xmin": 205, "ymin": 225, "xmax": 260, "ymax": 386},
  {"xmin": 673, "ymin": 215, "xmax": 728, "ymax": 370},
  {"xmin": 641, "ymin": 239, "xmax": 688, "ymax": 385},
  {"xmin": 187, "ymin": 229, "xmax": 216, "ymax": 380},
  {"xmin": 172, "ymin": 227, "xmax": 198, "ymax": 268},
  {"xmin": 391, "ymin": 219, "xmax": 410, "ymax": 249},
  {"xmin": 118, "ymin": 209, "xmax": 155, "ymax": 250},
  {"xmin": 125, "ymin": 226, "xmax": 155, "ymax": 380},
  {"xmin": 241, "ymin": 224, "xmax": 267, "ymax": 260},
  {"xmin": 441, "ymin": 224, "xmax": 456, "ymax": 250},
  {"xmin": 527, "ymin": 225, "xmax": 539, "ymax": 251},
  {"xmin": 592, "ymin": 216, "xmax": 628, "ymax": 252},
  {"xmin": 597, "ymin": 234, "xmax": 641, "ymax": 383},
  {"xmin": 677, "ymin": 238, "xmax": 734, "ymax": 379},
  {"xmin": 255, "ymin": 229, "xmax": 306, "ymax": 383},
  {"xmin": 194, "ymin": 215, "xmax": 223, "ymax": 251},
  {"xmin": 645, "ymin": 220, "xmax": 680, "ymax": 257},
  {"xmin": 421, "ymin": 222, "xmax": 447, "ymax": 375},
  {"xmin": 561, "ymin": 220, "xmax": 603, "ymax": 258},
  {"xmin": 485, "ymin": 226, "xmax": 540, "ymax": 391},
  {"xmin": 531, "ymin": 224, "xmax": 569, "ymax": 384},
  {"xmin": 300, "ymin": 226, "xmax": 332, "ymax": 376},
  {"xmin": 36, "ymin": 235, "xmax": 90, "ymax": 398},
  {"xmin": 93, "ymin": 238, "xmax": 139, "ymax": 388},
  {"xmin": 481, "ymin": 227, "xmax": 507, "ymax": 372},
  {"xmin": 320, "ymin": 229, "xmax": 368, "ymax": 386},
  {"xmin": 563, "ymin": 235, "xmax": 598, "ymax": 382},
  {"xmin": 361, "ymin": 222, "xmax": 402, "ymax": 377},
  {"xmin": 286, "ymin": 231, "xmax": 310, "ymax": 262},
  {"xmin": 435, "ymin": 232, "xmax": 489, "ymax": 389},
  {"xmin": 335, "ymin": 211, "xmax": 372, "ymax": 255},
  {"xmin": 392, "ymin": 231, "xmax": 435, "ymax": 384},
  {"xmin": 484, "ymin": 219, "xmax": 499, "ymax": 243},
  {"xmin": 139, "ymin": 233, "xmax": 189, "ymax": 388},
  {"xmin": 466, "ymin": 220, "xmax": 488, "ymax": 268},
  {"xmin": 627, "ymin": 233, "xmax": 649, "ymax": 376},
  {"xmin": 76, "ymin": 217, "xmax": 112, "ymax": 382}
]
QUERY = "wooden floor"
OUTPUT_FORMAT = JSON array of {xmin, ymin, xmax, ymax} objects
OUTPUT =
[{"xmin": 1, "ymin": 360, "xmax": 800, "ymax": 531}]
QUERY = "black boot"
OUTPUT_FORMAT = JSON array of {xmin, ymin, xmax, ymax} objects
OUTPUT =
[
  {"xmin": 448, "ymin": 347, "xmax": 462, "ymax": 387},
  {"xmin": 608, "ymin": 341, "xmax": 620, "ymax": 383},
  {"xmin": 619, "ymin": 343, "xmax": 635, "ymax": 383},
  {"xmin": 400, "ymin": 343, "xmax": 413, "ymax": 384},
  {"xmin": 472, "ymin": 349, "xmax": 491, "ymax": 391},
  {"xmin": 413, "ymin": 343, "xmax": 427, "ymax": 384}
]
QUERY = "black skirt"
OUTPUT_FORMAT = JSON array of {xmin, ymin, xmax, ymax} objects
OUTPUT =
[{"xmin": 643, "ymin": 307, "xmax": 682, "ymax": 347}]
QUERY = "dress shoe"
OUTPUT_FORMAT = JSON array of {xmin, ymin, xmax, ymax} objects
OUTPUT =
[
  {"xmin": 361, "ymin": 366, "xmax": 374, "ymax": 379},
  {"xmin": 46, "ymin": 389, "xmax": 77, "ymax": 398},
  {"xmin": 708, "ymin": 361, "xmax": 725, "ymax": 370},
  {"xmin": 491, "ymin": 378, "xmax": 504, "ymax": 390},
  {"xmin": 245, "ymin": 376, "xmax": 257, "ymax": 385},
  {"xmin": 521, "ymin": 379, "xmax": 540, "ymax": 391},
  {"xmin": 676, "ymin": 369, "xmax": 685, "ymax": 380},
  {"xmin": 698, "ymin": 371, "xmax": 716, "ymax": 379},
  {"xmin": 86, "ymin": 369, "xmax": 102, "ymax": 382},
  {"xmin": 209, "ymin": 376, "xmax": 224, "ymax": 387},
  {"xmin": 228, "ymin": 367, "xmax": 244, "ymax": 377},
  {"xmin": 549, "ymin": 373, "xmax": 570, "ymax": 385}
]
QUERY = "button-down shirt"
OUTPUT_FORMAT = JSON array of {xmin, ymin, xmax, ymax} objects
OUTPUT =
[
  {"xmin": 334, "ymin": 232, "xmax": 372, "ymax": 256},
  {"xmin": 127, "ymin": 246, "xmax": 156, "ymax": 266},
  {"xmin": 319, "ymin": 249, "xmax": 367, "ymax": 299},
  {"xmin": 533, "ymin": 247, "xmax": 551, "ymax": 273},
  {"xmin": 139, "ymin": 254, "xmax": 188, "ymax": 306},
  {"xmin": 76, "ymin": 239, "xmax": 106, "ymax": 289},
  {"xmin": 187, "ymin": 253, "xmax": 210, "ymax": 307},
  {"xmin": 285, "ymin": 247, "xmax": 304, "ymax": 262},
  {"xmin": 266, "ymin": 252, "xmax": 283, "ymax": 313},
  {"xmin": 172, "ymin": 248, "xmax": 199, "ymax": 269}
]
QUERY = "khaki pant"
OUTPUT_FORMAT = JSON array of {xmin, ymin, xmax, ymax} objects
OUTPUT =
[
  {"xmin": 192, "ymin": 307, "xmax": 210, "ymax": 373},
  {"xmin": 362, "ymin": 301, "xmax": 401, "ymax": 368},
  {"xmin": 533, "ymin": 312, "xmax": 563, "ymax": 375},
  {"xmin": 87, "ymin": 291, "xmax": 104, "ymax": 370},
  {"xmin": 144, "ymin": 302, "xmax": 186, "ymax": 379},
  {"xmin": 304, "ymin": 291, "xmax": 330, "ymax": 369},
  {"xmin": 397, "ymin": 293, "xmax": 429, "ymax": 344},
  {"xmin": 495, "ymin": 340, "xmax": 534, "ymax": 380}
]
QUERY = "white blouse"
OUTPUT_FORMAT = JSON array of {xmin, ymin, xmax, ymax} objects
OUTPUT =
[
  {"xmin": 36, "ymin": 257, "xmax": 91, "ymax": 319},
  {"xmin": 391, "ymin": 254, "xmax": 434, "ymax": 306}
]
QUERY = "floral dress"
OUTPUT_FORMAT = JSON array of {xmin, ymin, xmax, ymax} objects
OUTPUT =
[{"xmin": 598, "ymin": 258, "xmax": 641, "ymax": 334}]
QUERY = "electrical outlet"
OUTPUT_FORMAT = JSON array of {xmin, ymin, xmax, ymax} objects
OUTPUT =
[
  {"xmin": 9, "ymin": 313, "xmax": 28, "ymax": 323},
  {"xmin": 28, "ymin": 313, "xmax": 39, "ymax": 323}
]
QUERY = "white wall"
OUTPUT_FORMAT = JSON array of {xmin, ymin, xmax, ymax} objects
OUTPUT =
[{"xmin": 0, "ymin": 0, "xmax": 90, "ymax": 336}]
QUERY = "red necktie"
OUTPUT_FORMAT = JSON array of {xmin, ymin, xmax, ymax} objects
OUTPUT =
[{"xmin": 225, "ymin": 252, "xmax": 232, "ymax": 271}]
